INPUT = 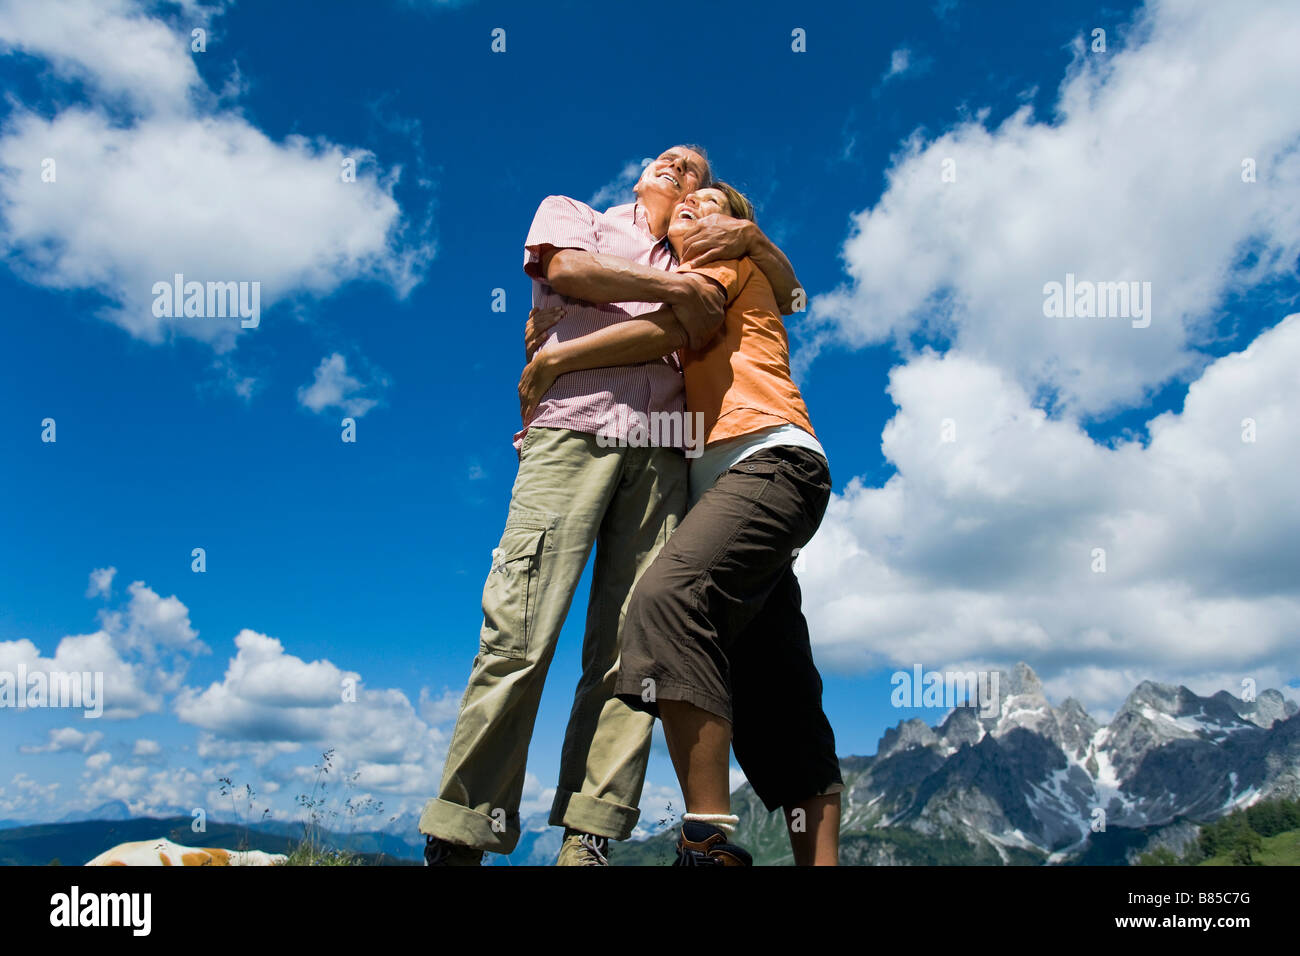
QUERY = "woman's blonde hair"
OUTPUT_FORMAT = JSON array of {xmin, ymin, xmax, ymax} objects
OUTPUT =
[{"xmin": 711, "ymin": 181, "xmax": 754, "ymax": 222}]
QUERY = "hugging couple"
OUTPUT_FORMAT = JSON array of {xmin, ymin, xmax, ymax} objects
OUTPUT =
[{"xmin": 419, "ymin": 145, "xmax": 841, "ymax": 866}]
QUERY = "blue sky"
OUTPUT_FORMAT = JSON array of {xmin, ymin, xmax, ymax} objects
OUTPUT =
[{"xmin": 1, "ymin": 0, "xmax": 1298, "ymax": 846}]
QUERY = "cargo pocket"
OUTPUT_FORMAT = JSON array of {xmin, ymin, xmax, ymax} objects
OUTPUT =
[
  {"xmin": 724, "ymin": 456, "xmax": 784, "ymax": 500},
  {"xmin": 479, "ymin": 520, "xmax": 549, "ymax": 660}
]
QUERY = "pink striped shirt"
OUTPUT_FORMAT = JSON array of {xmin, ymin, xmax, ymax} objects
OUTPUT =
[{"xmin": 515, "ymin": 196, "xmax": 685, "ymax": 451}]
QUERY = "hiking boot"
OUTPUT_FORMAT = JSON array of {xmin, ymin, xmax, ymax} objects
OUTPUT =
[
  {"xmin": 673, "ymin": 821, "xmax": 753, "ymax": 866},
  {"xmin": 423, "ymin": 834, "xmax": 484, "ymax": 866},
  {"xmin": 556, "ymin": 828, "xmax": 610, "ymax": 866}
]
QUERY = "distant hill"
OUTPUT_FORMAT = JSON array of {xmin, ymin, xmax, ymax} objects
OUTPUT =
[
  {"xmin": 0, "ymin": 816, "xmax": 420, "ymax": 866},
  {"xmin": 57, "ymin": 800, "xmax": 133, "ymax": 823}
]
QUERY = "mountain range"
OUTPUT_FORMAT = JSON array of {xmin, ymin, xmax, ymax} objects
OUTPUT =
[
  {"xmin": 618, "ymin": 662, "xmax": 1299, "ymax": 865},
  {"xmin": 4, "ymin": 663, "xmax": 1295, "ymax": 865}
]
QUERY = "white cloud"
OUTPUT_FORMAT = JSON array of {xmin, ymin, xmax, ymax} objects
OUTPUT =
[
  {"xmin": 0, "ymin": 0, "xmax": 433, "ymax": 350},
  {"xmin": 882, "ymin": 47, "xmax": 912, "ymax": 82},
  {"xmin": 79, "ymin": 762, "xmax": 203, "ymax": 816},
  {"xmin": 588, "ymin": 158, "xmax": 650, "ymax": 210},
  {"xmin": 175, "ymin": 629, "xmax": 447, "ymax": 772},
  {"xmin": 297, "ymin": 353, "xmax": 384, "ymax": 418},
  {"xmin": 417, "ymin": 686, "xmax": 463, "ymax": 726},
  {"xmin": 6, "ymin": 574, "xmax": 452, "ymax": 821},
  {"xmin": 206, "ymin": 357, "xmax": 259, "ymax": 403},
  {"xmin": 0, "ymin": 632, "xmax": 158, "ymax": 719},
  {"xmin": 806, "ymin": 0, "xmax": 1300, "ymax": 417},
  {"xmin": 631, "ymin": 781, "xmax": 685, "ymax": 839},
  {"xmin": 800, "ymin": 314, "xmax": 1300, "ymax": 716},
  {"xmin": 19, "ymin": 727, "xmax": 104, "ymax": 754},
  {"xmin": 0, "ymin": 0, "xmax": 204, "ymax": 114},
  {"xmin": 0, "ymin": 773, "xmax": 60, "ymax": 817},
  {"xmin": 105, "ymin": 580, "xmax": 205, "ymax": 658},
  {"xmin": 85, "ymin": 566, "xmax": 116, "ymax": 599},
  {"xmin": 196, "ymin": 732, "xmax": 301, "ymax": 768},
  {"xmin": 85, "ymin": 751, "xmax": 112, "ymax": 771},
  {"xmin": 1, "ymin": 574, "xmax": 209, "ymax": 719}
]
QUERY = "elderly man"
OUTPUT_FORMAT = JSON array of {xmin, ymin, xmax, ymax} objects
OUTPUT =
[{"xmin": 420, "ymin": 145, "xmax": 802, "ymax": 866}]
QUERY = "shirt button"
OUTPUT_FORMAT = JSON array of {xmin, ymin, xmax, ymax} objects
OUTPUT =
[{"xmin": 745, "ymin": 463, "xmax": 755, "ymax": 472}]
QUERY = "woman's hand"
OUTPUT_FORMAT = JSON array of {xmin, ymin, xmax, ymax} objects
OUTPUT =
[
  {"xmin": 525, "ymin": 305, "xmax": 565, "ymax": 361},
  {"xmin": 519, "ymin": 350, "xmax": 561, "ymax": 422}
]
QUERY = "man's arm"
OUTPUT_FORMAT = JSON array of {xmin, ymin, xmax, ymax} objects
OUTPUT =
[
  {"xmin": 518, "ymin": 306, "xmax": 688, "ymax": 419},
  {"xmin": 540, "ymin": 248, "xmax": 725, "ymax": 350},
  {"xmin": 542, "ymin": 248, "xmax": 680, "ymax": 303},
  {"xmin": 678, "ymin": 217, "xmax": 802, "ymax": 315}
]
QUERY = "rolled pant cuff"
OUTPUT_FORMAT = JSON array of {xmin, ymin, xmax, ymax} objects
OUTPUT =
[
  {"xmin": 419, "ymin": 797, "xmax": 519, "ymax": 855},
  {"xmin": 615, "ymin": 676, "xmax": 733, "ymax": 723},
  {"xmin": 549, "ymin": 789, "xmax": 641, "ymax": 841}
]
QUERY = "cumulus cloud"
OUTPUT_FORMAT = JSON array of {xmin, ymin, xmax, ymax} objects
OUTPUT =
[
  {"xmin": 0, "ymin": 0, "xmax": 205, "ymax": 114},
  {"xmin": 296, "ymin": 353, "xmax": 385, "ymax": 418},
  {"xmin": 417, "ymin": 686, "xmax": 464, "ymax": 726},
  {"xmin": 0, "ymin": 632, "xmax": 156, "ymax": 719},
  {"xmin": 791, "ymin": 0, "xmax": 1300, "ymax": 719},
  {"xmin": 195, "ymin": 732, "xmax": 302, "ymax": 768},
  {"xmin": 800, "ymin": 314, "xmax": 1300, "ymax": 714},
  {"xmin": 79, "ymin": 762, "xmax": 203, "ymax": 815},
  {"xmin": 85, "ymin": 751, "xmax": 112, "ymax": 771},
  {"xmin": 0, "ymin": 772, "xmax": 60, "ymax": 817},
  {"xmin": 19, "ymin": 727, "xmax": 104, "ymax": 754},
  {"xmin": 1, "ymin": 574, "xmax": 209, "ymax": 719},
  {"xmin": 175, "ymin": 629, "xmax": 447, "ymax": 777},
  {"xmin": 806, "ymin": 0, "xmax": 1300, "ymax": 418},
  {"xmin": 100, "ymin": 580, "xmax": 205, "ymax": 659},
  {"xmin": 0, "ymin": 0, "xmax": 434, "ymax": 349},
  {"xmin": 85, "ymin": 567, "xmax": 115, "ymax": 599},
  {"xmin": 6, "ymin": 568, "xmax": 452, "ymax": 821}
]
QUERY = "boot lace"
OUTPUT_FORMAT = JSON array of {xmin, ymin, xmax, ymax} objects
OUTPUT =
[{"xmin": 576, "ymin": 832, "xmax": 609, "ymax": 866}]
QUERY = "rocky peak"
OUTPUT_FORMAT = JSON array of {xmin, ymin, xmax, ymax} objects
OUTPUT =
[
  {"xmin": 1054, "ymin": 697, "xmax": 1098, "ymax": 760},
  {"xmin": 876, "ymin": 717, "xmax": 939, "ymax": 760}
]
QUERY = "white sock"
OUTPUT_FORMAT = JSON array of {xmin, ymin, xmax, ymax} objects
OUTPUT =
[{"xmin": 682, "ymin": 812, "xmax": 740, "ymax": 835}]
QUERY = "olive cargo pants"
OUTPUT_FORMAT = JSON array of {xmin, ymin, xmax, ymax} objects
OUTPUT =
[{"xmin": 418, "ymin": 426, "xmax": 686, "ymax": 854}]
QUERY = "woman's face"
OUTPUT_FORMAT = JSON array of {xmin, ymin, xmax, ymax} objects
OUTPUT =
[
  {"xmin": 667, "ymin": 188, "xmax": 733, "ymax": 253},
  {"xmin": 671, "ymin": 188, "xmax": 732, "ymax": 224}
]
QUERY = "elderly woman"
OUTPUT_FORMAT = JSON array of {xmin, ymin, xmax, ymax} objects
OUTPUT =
[{"xmin": 519, "ymin": 184, "xmax": 841, "ymax": 866}]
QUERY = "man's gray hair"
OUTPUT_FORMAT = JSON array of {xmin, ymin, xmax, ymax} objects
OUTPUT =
[{"xmin": 675, "ymin": 143, "xmax": 713, "ymax": 187}]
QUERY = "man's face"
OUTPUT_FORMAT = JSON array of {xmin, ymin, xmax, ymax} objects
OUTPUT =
[{"xmin": 635, "ymin": 147, "xmax": 709, "ymax": 205}]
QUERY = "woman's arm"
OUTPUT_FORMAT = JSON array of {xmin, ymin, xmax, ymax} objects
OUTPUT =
[{"xmin": 518, "ymin": 306, "xmax": 688, "ymax": 420}]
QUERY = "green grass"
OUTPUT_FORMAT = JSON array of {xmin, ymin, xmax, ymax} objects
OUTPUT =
[{"xmin": 1197, "ymin": 827, "xmax": 1300, "ymax": 866}]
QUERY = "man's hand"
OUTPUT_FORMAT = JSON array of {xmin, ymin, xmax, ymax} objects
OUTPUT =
[
  {"xmin": 677, "ymin": 214, "xmax": 755, "ymax": 270},
  {"xmin": 524, "ymin": 305, "xmax": 565, "ymax": 361},
  {"xmin": 668, "ymin": 272, "xmax": 727, "ymax": 351},
  {"xmin": 518, "ymin": 350, "xmax": 560, "ymax": 422},
  {"xmin": 680, "ymin": 213, "xmax": 804, "ymax": 315}
]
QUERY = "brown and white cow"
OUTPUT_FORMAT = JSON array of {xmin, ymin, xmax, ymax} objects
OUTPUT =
[{"xmin": 86, "ymin": 838, "xmax": 288, "ymax": 866}]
